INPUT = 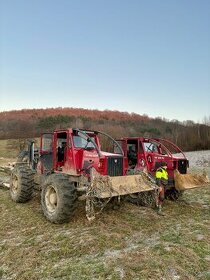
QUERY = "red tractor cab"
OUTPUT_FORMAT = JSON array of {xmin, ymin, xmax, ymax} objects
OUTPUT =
[
  {"xmin": 37, "ymin": 128, "xmax": 125, "ymax": 177},
  {"xmin": 115, "ymin": 137, "xmax": 189, "ymax": 187}
]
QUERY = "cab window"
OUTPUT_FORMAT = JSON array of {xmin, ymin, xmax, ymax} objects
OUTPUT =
[{"xmin": 73, "ymin": 135, "xmax": 95, "ymax": 149}]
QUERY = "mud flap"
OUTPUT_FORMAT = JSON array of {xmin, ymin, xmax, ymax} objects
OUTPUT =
[
  {"xmin": 174, "ymin": 169, "xmax": 210, "ymax": 191},
  {"xmin": 90, "ymin": 173, "xmax": 157, "ymax": 198}
]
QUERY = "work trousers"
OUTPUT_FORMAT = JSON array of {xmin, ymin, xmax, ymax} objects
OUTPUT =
[{"xmin": 157, "ymin": 185, "xmax": 165, "ymax": 206}]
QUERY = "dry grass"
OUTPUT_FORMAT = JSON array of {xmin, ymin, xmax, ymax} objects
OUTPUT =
[
  {"xmin": 0, "ymin": 138, "xmax": 39, "ymax": 164},
  {"xmin": 0, "ymin": 139, "xmax": 19, "ymax": 159},
  {"xmin": 0, "ymin": 141, "xmax": 210, "ymax": 279},
  {"xmin": 0, "ymin": 180, "xmax": 210, "ymax": 280}
]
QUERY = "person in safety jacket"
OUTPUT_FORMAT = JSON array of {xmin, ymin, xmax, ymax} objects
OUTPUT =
[{"xmin": 155, "ymin": 162, "xmax": 168, "ymax": 215}]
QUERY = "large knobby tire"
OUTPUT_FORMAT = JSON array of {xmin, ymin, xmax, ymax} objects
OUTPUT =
[
  {"xmin": 126, "ymin": 190, "xmax": 156, "ymax": 208},
  {"xmin": 41, "ymin": 174, "xmax": 77, "ymax": 223},
  {"xmin": 10, "ymin": 165, "xmax": 34, "ymax": 202},
  {"xmin": 165, "ymin": 188, "xmax": 183, "ymax": 201}
]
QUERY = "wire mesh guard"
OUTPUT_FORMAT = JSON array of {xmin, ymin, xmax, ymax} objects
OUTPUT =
[{"xmin": 85, "ymin": 169, "xmax": 158, "ymax": 221}]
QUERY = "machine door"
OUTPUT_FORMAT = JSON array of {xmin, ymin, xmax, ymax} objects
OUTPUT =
[
  {"xmin": 143, "ymin": 140, "xmax": 173, "ymax": 175},
  {"xmin": 127, "ymin": 140, "xmax": 138, "ymax": 168},
  {"xmin": 54, "ymin": 131, "xmax": 75, "ymax": 172},
  {"xmin": 39, "ymin": 133, "xmax": 53, "ymax": 172},
  {"xmin": 138, "ymin": 141, "xmax": 147, "ymax": 169},
  {"xmin": 55, "ymin": 132, "xmax": 68, "ymax": 169}
]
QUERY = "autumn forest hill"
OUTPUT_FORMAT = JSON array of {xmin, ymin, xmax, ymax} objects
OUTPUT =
[{"xmin": 0, "ymin": 108, "xmax": 210, "ymax": 151}]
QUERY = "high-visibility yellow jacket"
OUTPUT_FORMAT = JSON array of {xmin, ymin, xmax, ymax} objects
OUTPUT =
[{"xmin": 156, "ymin": 167, "xmax": 168, "ymax": 186}]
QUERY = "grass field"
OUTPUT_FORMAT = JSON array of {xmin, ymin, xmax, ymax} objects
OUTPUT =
[
  {"xmin": 0, "ymin": 179, "xmax": 210, "ymax": 280},
  {"xmin": 0, "ymin": 138, "xmax": 39, "ymax": 164},
  {"xmin": 0, "ymin": 140, "xmax": 210, "ymax": 279}
]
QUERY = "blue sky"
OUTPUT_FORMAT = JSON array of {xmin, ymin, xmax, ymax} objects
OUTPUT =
[{"xmin": 0, "ymin": 0, "xmax": 209, "ymax": 122}]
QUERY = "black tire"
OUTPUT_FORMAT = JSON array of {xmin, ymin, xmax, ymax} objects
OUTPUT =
[
  {"xmin": 10, "ymin": 165, "xmax": 34, "ymax": 202},
  {"xmin": 165, "ymin": 188, "xmax": 183, "ymax": 201},
  {"xmin": 126, "ymin": 190, "xmax": 156, "ymax": 208},
  {"xmin": 41, "ymin": 174, "xmax": 77, "ymax": 223}
]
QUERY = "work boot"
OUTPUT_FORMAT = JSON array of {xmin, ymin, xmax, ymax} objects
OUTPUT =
[{"xmin": 157, "ymin": 205, "xmax": 165, "ymax": 216}]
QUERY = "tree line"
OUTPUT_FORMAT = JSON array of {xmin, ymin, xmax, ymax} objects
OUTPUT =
[{"xmin": 0, "ymin": 108, "xmax": 210, "ymax": 151}]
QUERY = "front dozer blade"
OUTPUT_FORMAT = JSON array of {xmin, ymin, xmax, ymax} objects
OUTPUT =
[
  {"xmin": 90, "ymin": 173, "xmax": 157, "ymax": 198},
  {"xmin": 174, "ymin": 170, "xmax": 210, "ymax": 191}
]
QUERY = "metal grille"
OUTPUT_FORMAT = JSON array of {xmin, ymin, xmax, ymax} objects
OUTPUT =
[{"xmin": 107, "ymin": 157, "xmax": 123, "ymax": 176}]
